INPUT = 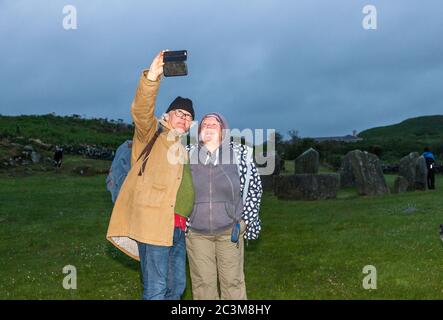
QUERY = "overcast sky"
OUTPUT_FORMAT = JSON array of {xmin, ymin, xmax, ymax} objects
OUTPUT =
[{"xmin": 0, "ymin": 0, "xmax": 442, "ymax": 138}]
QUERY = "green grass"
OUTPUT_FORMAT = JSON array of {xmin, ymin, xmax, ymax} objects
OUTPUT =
[
  {"xmin": 0, "ymin": 114, "xmax": 133, "ymax": 148},
  {"xmin": 1, "ymin": 158, "xmax": 443, "ymax": 299}
]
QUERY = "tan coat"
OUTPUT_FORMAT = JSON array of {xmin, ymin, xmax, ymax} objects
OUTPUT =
[{"xmin": 106, "ymin": 70, "xmax": 187, "ymax": 261}]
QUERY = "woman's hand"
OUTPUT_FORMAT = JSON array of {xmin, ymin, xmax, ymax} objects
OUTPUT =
[{"xmin": 147, "ymin": 50, "xmax": 167, "ymax": 81}]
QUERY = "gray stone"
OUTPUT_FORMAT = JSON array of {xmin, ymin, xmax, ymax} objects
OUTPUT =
[
  {"xmin": 275, "ymin": 173, "xmax": 340, "ymax": 200},
  {"xmin": 415, "ymin": 156, "xmax": 428, "ymax": 190},
  {"xmin": 399, "ymin": 152, "xmax": 428, "ymax": 191},
  {"xmin": 273, "ymin": 175, "xmax": 281, "ymax": 195},
  {"xmin": 338, "ymin": 154, "xmax": 356, "ymax": 188},
  {"xmin": 260, "ymin": 175, "xmax": 275, "ymax": 193},
  {"xmin": 23, "ymin": 145, "xmax": 34, "ymax": 152},
  {"xmin": 29, "ymin": 138, "xmax": 52, "ymax": 150},
  {"xmin": 279, "ymin": 156, "xmax": 286, "ymax": 173},
  {"xmin": 403, "ymin": 206, "xmax": 417, "ymax": 214},
  {"xmin": 273, "ymin": 152, "xmax": 283, "ymax": 176},
  {"xmin": 339, "ymin": 150, "xmax": 389, "ymax": 196},
  {"xmin": 393, "ymin": 176, "xmax": 409, "ymax": 193},
  {"xmin": 31, "ymin": 151, "xmax": 41, "ymax": 164},
  {"xmin": 399, "ymin": 153, "xmax": 417, "ymax": 190},
  {"xmin": 294, "ymin": 148, "xmax": 319, "ymax": 174}
]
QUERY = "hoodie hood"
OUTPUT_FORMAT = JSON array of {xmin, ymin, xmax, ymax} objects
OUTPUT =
[{"xmin": 198, "ymin": 112, "xmax": 230, "ymax": 145}]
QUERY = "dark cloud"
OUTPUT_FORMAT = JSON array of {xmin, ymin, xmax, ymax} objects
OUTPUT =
[{"xmin": 0, "ymin": 0, "xmax": 442, "ymax": 138}]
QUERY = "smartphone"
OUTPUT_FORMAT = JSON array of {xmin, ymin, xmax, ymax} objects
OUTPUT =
[
  {"xmin": 231, "ymin": 222, "xmax": 240, "ymax": 243},
  {"xmin": 163, "ymin": 50, "xmax": 188, "ymax": 77}
]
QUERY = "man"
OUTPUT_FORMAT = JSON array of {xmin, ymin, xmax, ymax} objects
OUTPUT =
[
  {"xmin": 106, "ymin": 50, "xmax": 195, "ymax": 300},
  {"xmin": 422, "ymin": 147, "xmax": 436, "ymax": 190}
]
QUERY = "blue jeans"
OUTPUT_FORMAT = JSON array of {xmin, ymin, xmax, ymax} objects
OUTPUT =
[{"xmin": 137, "ymin": 227, "xmax": 186, "ymax": 300}]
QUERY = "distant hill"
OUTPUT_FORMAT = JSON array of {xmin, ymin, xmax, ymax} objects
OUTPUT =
[
  {"xmin": 352, "ymin": 115, "xmax": 443, "ymax": 163},
  {"xmin": 359, "ymin": 115, "xmax": 443, "ymax": 143},
  {"xmin": 1, "ymin": 113, "xmax": 442, "ymax": 164},
  {"xmin": 273, "ymin": 115, "xmax": 443, "ymax": 165},
  {"xmin": 0, "ymin": 114, "xmax": 134, "ymax": 148}
]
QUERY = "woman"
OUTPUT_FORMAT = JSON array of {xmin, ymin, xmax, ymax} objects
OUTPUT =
[{"xmin": 186, "ymin": 112, "xmax": 263, "ymax": 300}]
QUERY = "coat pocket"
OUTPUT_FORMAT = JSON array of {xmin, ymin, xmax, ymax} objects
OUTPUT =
[
  {"xmin": 135, "ymin": 182, "xmax": 167, "ymax": 208},
  {"xmin": 224, "ymin": 202, "xmax": 236, "ymax": 221}
]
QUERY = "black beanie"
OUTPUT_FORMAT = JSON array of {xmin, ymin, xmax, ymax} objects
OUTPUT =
[{"xmin": 166, "ymin": 96, "xmax": 195, "ymax": 120}]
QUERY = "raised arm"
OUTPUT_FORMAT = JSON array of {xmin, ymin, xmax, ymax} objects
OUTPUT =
[{"xmin": 130, "ymin": 51, "xmax": 165, "ymax": 143}]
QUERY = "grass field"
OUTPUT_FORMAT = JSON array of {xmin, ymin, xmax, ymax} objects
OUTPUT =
[
  {"xmin": 1, "ymin": 157, "xmax": 443, "ymax": 299},
  {"xmin": 0, "ymin": 114, "xmax": 133, "ymax": 148}
]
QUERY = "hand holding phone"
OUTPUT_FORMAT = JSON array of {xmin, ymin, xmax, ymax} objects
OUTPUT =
[{"xmin": 147, "ymin": 51, "xmax": 166, "ymax": 81}]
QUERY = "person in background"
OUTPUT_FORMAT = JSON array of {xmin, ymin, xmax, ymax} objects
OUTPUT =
[
  {"xmin": 422, "ymin": 147, "xmax": 436, "ymax": 190},
  {"xmin": 53, "ymin": 146, "xmax": 63, "ymax": 168}
]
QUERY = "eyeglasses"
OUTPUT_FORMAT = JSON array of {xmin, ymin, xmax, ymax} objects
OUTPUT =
[{"xmin": 174, "ymin": 109, "xmax": 193, "ymax": 121}]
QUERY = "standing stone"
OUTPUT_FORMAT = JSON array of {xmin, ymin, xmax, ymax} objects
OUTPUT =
[
  {"xmin": 393, "ymin": 176, "xmax": 409, "ymax": 193},
  {"xmin": 273, "ymin": 175, "xmax": 282, "ymax": 195},
  {"xmin": 399, "ymin": 152, "xmax": 417, "ymax": 191},
  {"xmin": 338, "ymin": 154, "xmax": 356, "ymax": 188},
  {"xmin": 260, "ymin": 175, "xmax": 275, "ymax": 193},
  {"xmin": 294, "ymin": 148, "xmax": 319, "ymax": 174},
  {"xmin": 275, "ymin": 173, "xmax": 340, "ymax": 200},
  {"xmin": 273, "ymin": 152, "xmax": 282, "ymax": 176},
  {"xmin": 399, "ymin": 152, "xmax": 428, "ymax": 191},
  {"xmin": 415, "ymin": 156, "xmax": 428, "ymax": 190},
  {"xmin": 29, "ymin": 138, "xmax": 52, "ymax": 150},
  {"xmin": 31, "ymin": 151, "xmax": 41, "ymax": 164},
  {"xmin": 23, "ymin": 145, "xmax": 34, "ymax": 152},
  {"xmin": 339, "ymin": 150, "xmax": 389, "ymax": 196},
  {"xmin": 280, "ymin": 156, "xmax": 286, "ymax": 173}
]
